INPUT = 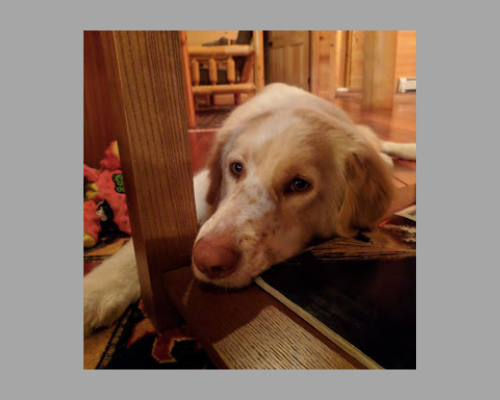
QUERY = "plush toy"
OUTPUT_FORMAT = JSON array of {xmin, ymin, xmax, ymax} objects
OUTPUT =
[{"xmin": 84, "ymin": 141, "xmax": 131, "ymax": 248}]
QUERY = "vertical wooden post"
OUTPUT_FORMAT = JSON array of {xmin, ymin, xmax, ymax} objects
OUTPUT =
[
  {"xmin": 240, "ymin": 54, "xmax": 255, "ymax": 83},
  {"xmin": 328, "ymin": 31, "xmax": 338, "ymax": 100},
  {"xmin": 179, "ymin": 31, "xmax": 197, "ymax": 129},
  {"xmin": 208, "ymin": 58, "xmax": 217, "ymax": 104},
  {"xmin": 84, "ymin": 31, "xmax": 125, "ymax": 168},
  {"xmin": 208, "ymin": 58, "xmax": 218, "ymax": 85},
  {"xmin": 227, "ymin": 56, "xmax": 237, "ymax": 104},
  {"xmin": 362, "ymin": 30, "xmax": 398, "ymax": 111},
  {"xmin": 309, "ymin": 31, "xmax": 321, "ymax": 95},
  {"xmin": 227, "ymin": 56, "xmax": 235, "ymax": 84},
  {"xmin": 334, "ymin": 30, "xmax": 348, "ymax": 89},
  {"xmin": 310, "ymin": 31, "xmax": 338, "ymax": 100},
  {"xmin": 345, "ymin": 31, "xmax": 353, "ymax": 89},
  {"xmin": 191, "ymin": 59, "xmax": 200, "ymax": 86},
  {"xmin": 111, "ymin": 31, "xmax": 199, "ymax": 332},
  {"xmin": 253, "ymin": 30, "xmax": 265, "ymax": 91},
  {"xmin": 236, "ymin": 54, "xmax": 255, "ymax": 104},
  {"xmin": 190, "ymin": 59, "xmax": 201, "ymax": 110}
]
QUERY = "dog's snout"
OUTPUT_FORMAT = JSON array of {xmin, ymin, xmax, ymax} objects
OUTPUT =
[{"xmin": 193, "ymin": 236, "xmax": 239, "ymax": 279}]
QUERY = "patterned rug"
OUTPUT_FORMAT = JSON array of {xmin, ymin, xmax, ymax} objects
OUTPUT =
[
  {"xmin": 84, "ymin": 234, "xmax": 215, "ymax": 369},
  {"xmin": 84, "ymin": 107, "xmax": 232, "ymax": 368},
  {"xmin": 192, "ymin": 106, "xmax": 234, "ymax": 130},
  {"xmin": 95, "ymin": 301, "xmax": 215, "ymax": 369}
]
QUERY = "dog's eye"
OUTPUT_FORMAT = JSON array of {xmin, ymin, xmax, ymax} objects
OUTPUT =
[
  {"xmin": 230, "ymin": 162, "xmax": 243, "ymax": 176},
  {"xmin": 290, "ymin": 178, "xmax": 310, "ymax": 192}
]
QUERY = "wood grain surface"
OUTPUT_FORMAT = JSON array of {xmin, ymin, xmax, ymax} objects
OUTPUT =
[
  {"xmin": 179, "ymin": 31, "xmax": 197, "ymax": 128},
  {"xmin": 162, "ymin": 210, "xmax": 415, "ymax": 370},
  {"xmin": 362, "ymin": 31, "xmax": 398, "ymax": 110},
  {"xmin": 163, "ymin": 266, "xmax": 367, "ymax": 369},
  {"xmin": 112, "ymin": 31, "xmax": 198, "ymax": 331},
  {"xmin": 84, "ymin": 31, "xmax": 128, "ymax": 168}
]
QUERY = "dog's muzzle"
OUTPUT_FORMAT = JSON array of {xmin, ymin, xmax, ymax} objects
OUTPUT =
[{"xmin": 192, "ymin": 235, "xmax": 240, "ymax": 280}]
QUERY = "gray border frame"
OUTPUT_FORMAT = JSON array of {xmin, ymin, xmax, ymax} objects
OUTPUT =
[{"xmin": 3, "ymin": 0, "xmax": 493, "ymax": 397}]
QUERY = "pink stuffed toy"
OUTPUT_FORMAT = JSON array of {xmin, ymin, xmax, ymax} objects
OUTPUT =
[{"xmin": 84, "ymin": 141, "xmax": 131, "ymax": 248}]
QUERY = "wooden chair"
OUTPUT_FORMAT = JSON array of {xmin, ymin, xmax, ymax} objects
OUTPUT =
[
  {"xmin": 180, "ymin": 31, "xmax": 265, "ymax": 128},
  {"xmin": 84, "ymin": 31, "xmax": 414, "ymax": 369}
]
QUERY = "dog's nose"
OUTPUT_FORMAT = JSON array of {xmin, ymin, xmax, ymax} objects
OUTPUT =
[{"xmin": 192, "ymin": 236, "xmax": 239, "ymax": 279}]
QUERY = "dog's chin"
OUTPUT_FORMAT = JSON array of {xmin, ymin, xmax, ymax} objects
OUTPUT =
[{"xmin": 191, "ymin": 264, "xmax": 256, "ymax": 290}]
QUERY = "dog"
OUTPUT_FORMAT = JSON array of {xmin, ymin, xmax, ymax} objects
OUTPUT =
[{"xmin": 84, "ymin": 83, "xmax": 416, "ymax": 337}]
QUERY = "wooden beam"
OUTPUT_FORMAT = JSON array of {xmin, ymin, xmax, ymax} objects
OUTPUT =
[
  {"xmin": 208, "ymin": 58, "xmax": 218, "ymax": 85},
  {"xmin": 162, "ymin": 267, "xmax": 366, "ymax": 369},
  {"xmin": 179, "ymin": 31, "xmax": 197, "ymax": 129},
  {"xmin": 253, "ymin": 30, "xmax": 265, "ymax": 91},
  {"xmin": 309, "ymin": 31, "xmax": 321, "ymax": 95},
  {"xmin": 362, "ymin": 31, "xmax": 398, "ymax": 110},
  {"xmin": 236, "ymin": 54, "xmax": 255, "ymax": 104},
  {"xmin": 111, "ymin": 31, "xmax": 198, "ymax": 332},
  {"xmin": 192, "ymin": 83, "xmax": 256, "ymax": 95},
  {"xmin": 227, "ymin": 56, "xmax": 235, "ymax": 84},
  {"xmin": 84, "ymin": 31, "xmax": 125, "ymax": 168},
  {"xmin": 328, "ymin": 31, "xmax": 338, "ymax": 100},
  {"xmin": 240, "ymin": 54, "xmax": 255, "ymax": 83},
  {"xmin": 345, "ymin": 31, "xmax": 353, "ymax": 88},
  {"xmin": 334, "ymin": 30, "xmax": 348, "ymax": 88},
  {"xmin": 188, "ymin": 45, "xmax": 254, "ymax": 58},
  {"xmin": 190, "ymin": 59, "xmax": 200, "ymax": 86}
]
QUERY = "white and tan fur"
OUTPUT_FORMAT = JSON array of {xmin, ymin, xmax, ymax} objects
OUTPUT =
[{"xmin": 84, "ymin": 83, "xmax": 416, "ymax": 337}]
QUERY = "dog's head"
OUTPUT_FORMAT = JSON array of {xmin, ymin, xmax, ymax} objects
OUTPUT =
[{"xmin": 192, "ymin": 107, "xmax": 394, "ymax": 288}]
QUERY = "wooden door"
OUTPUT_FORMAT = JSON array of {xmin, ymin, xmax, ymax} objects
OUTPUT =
[{"xmin": 266, "ymin": 31, "xmax": 310, "ymax": 91}]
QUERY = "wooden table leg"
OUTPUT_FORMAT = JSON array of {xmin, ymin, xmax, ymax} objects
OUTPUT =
[
  {"xmin": 179, "ymin": 31, "xmax": 197, "ymax": 129},
  {"xmin": 109, "ymin": 31, "xmax": 198, "ymax": 332},
  {"xmin": 253, "ymin": 30, "xmax": 265, "ymax": 91}
]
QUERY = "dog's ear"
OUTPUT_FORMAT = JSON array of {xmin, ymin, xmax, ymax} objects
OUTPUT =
[
  {"xmin": 335, "ymin": 145, "xmax": 395, "ymax": 238},
  {"xmin": 204, "ymin": 121, "xmax": 246, "ymax": 214},
  {"xmin": 204, "ymin": 137, "xmax": 224, "ymax": 213}
]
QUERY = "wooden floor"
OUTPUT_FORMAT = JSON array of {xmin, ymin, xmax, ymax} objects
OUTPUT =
[
  {"xmin": 334, "ymin": 92, "xmax": 416, "ymax": 187},
  {"xmin": 189, "ymin": 92, "xmax": 416, "ymax": 186},
  {"xmin": 167, "ymin": 92, "xmax": 417, "ymax": 369}
]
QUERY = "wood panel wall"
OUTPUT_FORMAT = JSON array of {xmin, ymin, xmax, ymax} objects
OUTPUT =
[
  {"xmin": 84, "ymin": 31, "xmax": 125, "ymax": 168},
  {"xmin": 394, "ymin": 30, "xmax": 417, "ymax": 83},
  {"xmin": 268, "ymin": 31, "xmax": 310, "ymax": 91},
  {"xmin": 186, "ymin": 31, "xmax": 239, "ymax": 46},
  {"xmin": 310, "ymin": 31, "xmax": 348, "ymax": 100},
  {"xmin": 347, "ymin": 31, "xmax": 365, "ymax": 91},
  {"xmin": 347, "ymin": 30, "xmax": 416, "ymax": 91}
]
